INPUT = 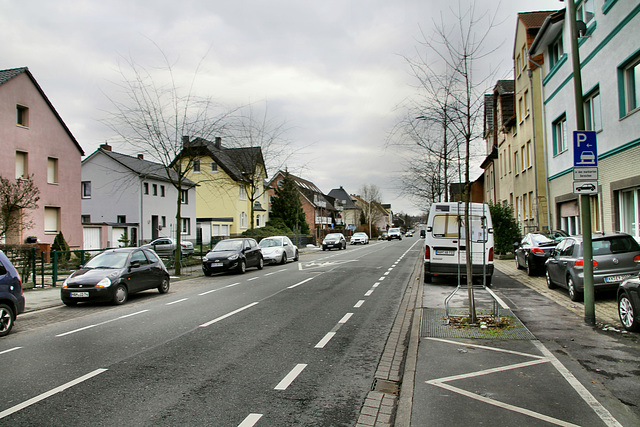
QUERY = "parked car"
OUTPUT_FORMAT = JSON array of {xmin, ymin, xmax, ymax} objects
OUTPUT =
[
  {"xmin": 514, "ymin": 233, "xmax": 559, "ymax": 276},
  {"xmin": 545, "ymin": 233, "xmax": 640, "ymax": 302},
  {"xmin": 260, "ymin": 236, "xmax": 299, "ymax": 264},
  {"xmin": 202, "ymin": 238, "xmax": 263, "ymax": 275},
  {"xmin": 379, "ymin": 232, "xmax": 388, "ymax": 240},
  {"xmin": 544, "ymin": 229, "xmax": 570, "ymax": 242},
  {"xmin": 61, "ymin": 247, "xmax": 170, "ymax": 306},
  {"xmin": 406, "ymin": 230, "xmax": 414, "ymax": 237},
  {"xmin": 142, "ymin": 237, "xmax": 194, "ymax": 257},
  {"xmin": 350, "ymin": 232, "xmax": 369, "ymax": 245},
  {"xmin": 618, "ymin": 274, "xmax": 640, "ymax": 332},
  {"xmin": 322, "ymin": 233, "xmax": 347, "ymax": 250},
  {"xmin": 387, "ymin": 228, "xmax": 402, "ymax": 240},
  {"xmin": 0, "ymin": 250, "xmax": 26, "ymax": 337}
]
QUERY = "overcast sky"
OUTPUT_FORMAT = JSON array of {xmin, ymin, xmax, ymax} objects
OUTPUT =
[{"xmin": 2, "ymin": 0, "xmax": 562, "ymax": 215}]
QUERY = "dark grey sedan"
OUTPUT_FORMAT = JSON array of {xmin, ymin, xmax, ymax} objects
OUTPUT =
[
  {"xmin": 545, "ymin": 233, "xmax": 640, "ymax": 301},
  {"xmin": 202, "ymin": 238, "xmax": 263, "ymax": 275}
]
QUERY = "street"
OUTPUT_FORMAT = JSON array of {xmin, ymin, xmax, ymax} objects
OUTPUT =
[{"xmin": 0, "ymin": 238, "xmax": 422, "ymax": 426}]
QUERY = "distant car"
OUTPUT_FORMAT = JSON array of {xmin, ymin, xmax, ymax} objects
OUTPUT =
[
  {"xmin": 379, "ymin": 232, "xmax": 388, "ymax": 240},
  {"xmin": 202, "ymin": 238, "xmax": 263, "ymax": 275},
  {"xmin": 350, "ymin": 232, "xmax": 369, "ymax": 245},
  {"xmin": 387, "ymin": 228, "xmax": 402, "ymax": 240},
  {"xmin": 260, "ymin": 236, "xmax": 299, "ymax": 264},
  {"xmin": 0, "ymin": 250, "xmax": 26, "ymax": 337},
  {"xmin": 545, "ymin": 233, "xmax": 640, "ymax": 301},
  {"xmin": 406, "ymin": 230, "xmax": 414, "ymax": 237},
  {"xmin": 323, "ymin": 233, "xmax": 346, "ymax": 251},
  {"xmin": 618, "ymin": 275, "xmax": 640, "ymax": 332},
  {"xmin": 142, "ymin": 237, "xmax": 194, "ymax": 257},
  {"xmin": 61, "ymin": 248, "xmax": 170, "ymax": 306},
  {"xmin": 514, "ymin": 233, "xmax": 559, "ymax": 276}
]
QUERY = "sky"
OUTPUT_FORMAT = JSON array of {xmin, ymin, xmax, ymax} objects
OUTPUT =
[{"xmin": 1, "ymin": 0, "xmax": 563, "ymax": 216}]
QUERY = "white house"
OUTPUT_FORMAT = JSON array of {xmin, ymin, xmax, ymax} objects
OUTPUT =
[
  {"xmin": 530, "ymin": 1, "xmax": 640, "ymax": 237},
  {"xmin": 81, "ymin": 144, "xmax": 197, "ymax": 249}
]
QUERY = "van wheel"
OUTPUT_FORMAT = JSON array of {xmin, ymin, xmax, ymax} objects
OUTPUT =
[{"xmin": 424, "ymin": 273, "xmax": 432, "ymax": 283}]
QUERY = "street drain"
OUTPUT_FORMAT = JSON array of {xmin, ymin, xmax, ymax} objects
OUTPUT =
[{"xmin": 372, "ymin": 378, "xmax": 399, "ymax": 395}]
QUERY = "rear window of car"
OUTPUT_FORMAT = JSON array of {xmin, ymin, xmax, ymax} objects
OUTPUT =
[
  {"xmin": 592, "ymin": 236, "xmax": 640, "ymax": 255},
  {"xmin": 531, "ymin": 234, "xmax": 554, "ymax": 244}
]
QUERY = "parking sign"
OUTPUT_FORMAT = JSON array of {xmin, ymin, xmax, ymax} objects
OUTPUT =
[{"xmin": 573, "ymin": 131, "xmax": 598, "ymax": 167}]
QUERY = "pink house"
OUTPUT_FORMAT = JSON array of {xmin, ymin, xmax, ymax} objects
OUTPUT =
[{"xmin": 0, "ymin": 67, "xmax": 84, "ymax": 248}]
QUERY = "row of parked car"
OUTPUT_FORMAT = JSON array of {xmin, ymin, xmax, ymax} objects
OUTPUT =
[{"xmin": 513, "ymin": 231, "xmax": 640, "ymax": 332}]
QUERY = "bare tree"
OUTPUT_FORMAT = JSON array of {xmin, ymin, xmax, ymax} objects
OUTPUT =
[
  {"xmin": 103, "ymin": 49, "xmax": 234, "ymax": 274},
  {"xmin": 0, "ymin": 175, "xmax": 40, "ymax": 243},
  {"xmin": 357, "ymin": 184, "xmax": 385, "ymax": 237}
]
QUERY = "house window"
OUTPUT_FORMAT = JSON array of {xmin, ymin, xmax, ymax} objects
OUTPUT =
[
  {"xmin": 549, "ymin": 36, "xmax": 564, "ymax": 69},
  {"xmin": 516, "ymin": 54, "xmax": 522, "ymax": 76},
  {"xmin": 117, "ymin": 215, "xmax": 126, "ymax": 223},
  {"xmin": 525, "ymin": 140, "xmax": 532, "ymax": 169},
  {"xmin": 240, "ymin": 212, "xmax": 248, "ymax": 229},
  {"xmin": 584, "ymin": 88, "xmax": 602, "ymax": 132},
  {"xmin": 81, "ymin": 181, "xmax": 91, "ymax": 198},
  {"xmin": 16, "ymin": 105, "xmax": 28, "ymax": 127},
  {"xmin": 153, "ymin": 184, "xmax": 158, "ymax": 196},
  {"xmin": 552, "ymin": 114, "xmax": 568, "ymax": 156},
  {"xmin": 81, "ymin": 215, "xmax": 90, "ymax": 223},
  {"xmin": 15, "ymin": 151, "xmax": 28, "ymax": 179},
  {"xmin": 143, "ymin": 183, "xmax": 149, "ymax": 195},
  {"xmin": 160, "ymin": 185, "xmax": 165, "ymax": 197},
  {"xmin": 239, "ymin": 185, "xmax": 247, "ymax": 201},
  {"xmin": 256, "ymin": 215, "xmax": 261, "ymax": 227},
  {"xmin": 181, "ymin": 190, "xmax": 188, "ymax": 204},
  {"xmin": 193, "ymin": 159, "xmax": 201, "ymax": 173},
  {"xmin": 577, "ymin": 0, "xmax": 595, "ymax": 26},
  {"xmin": 619, "ymin": 54, "xmax": 640, "ymax": 117},
  {"xmin": 528, "ymin": 191, "xmax": 534, "ymax": 220},
  {"xmin": 47, "ymin": 158, "xmax": 59, "ymax": 184},
  {"xmin": 44, "ymin": 207, "xmax": 59, "ymax": 233},
  {"xmin": 181, "ymin": 218, "xmax": 190, "ymax": 234},
  {"xmin": 619, "ymin": 188, "xmax": 640, "ymax": 239},
  {"xmin": 523, "ymin": 90, "xmax": 529, "ymax": 118},
  {"xmin": 161, "ymin": 216, "xmax": 167, "ymax": 227},
  {"xmin": 514, "ymin": 151, "xmax": 520, "ymax": 176},
  {"xmin": 211, "ymin": 162, "xmax": 218, "ymax": 172},
  {"xmin": 523, "ymin": 193, "xmax": 528, "ymax": 219},
  {"xmin": 518, "ymin": 97, "xmax": 524, "ymax": 123},
  {"xmin": 520, "ymin": 146, "xmax": 526, "ymax": 172}
]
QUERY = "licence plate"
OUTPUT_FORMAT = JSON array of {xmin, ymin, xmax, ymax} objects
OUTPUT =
[
  {"xmin": 604, "ymin": 275, "xmax": 631, "ymax": 283},
  {"xmin": 70, "ymin": 292, "xmax": 89, "ymax": 298},
  {"xmin": 436, "ymin": 250, "xmax": 455, "ymax": 255},
  {"xmin": 211, "ymin": 262, "xmax": 223, "ymax": 267}
]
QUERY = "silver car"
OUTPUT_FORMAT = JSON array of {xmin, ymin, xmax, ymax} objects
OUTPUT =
[
  {"xmin": 142, "ymin": 237, "xmax": 194, "ymax": 257},
  {"xmin": 259, "ymin": 236, "xmax": 299, "ymax": 264},
  {"xmin": 545, "ymin": 233, "xmax": 640, "ymax": 301},
  {"xmin": 350, "ymin": 232, "xmax": 369, "ymax": 245}
]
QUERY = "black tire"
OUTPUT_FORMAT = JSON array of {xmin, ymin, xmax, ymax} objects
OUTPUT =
[
  {"xmin": 567, "ymin": 276, "xmax": 583, "ymax": 302},
  {"xmin": 526, "ymin": 256, "xmax": 534, "ymax": 276},
  {"xmin": 237, "ymin": 260, "xmax": 246, "ymax": 274},
  {"xmin": 424, "ymin": 272, "xmax": 432, "ymax": 283},
  {"xmin": 0, "ymin": 303, "xmax": 15, "ymax": 337},
  {"xmin": 515, "ymin": 254, "xmax": 522, "ymax": 270},
  {"xmin": 158, "ymin": 276, "xmax": 170, "ymax": 294},
  {"xmin": 113, "ymin": 284, "xmax": 128, "ymax": 305},
  {"xmin": 204, "ymin": 269, "xmax": 212, "ymax": 277},
  {"xmin": 293, "ymin": 250, "xmax": 299, "ymax": 261},
  {"xmin": 257, "ymin": 257, "xmax": 264, "ymax": 270},
  {"xmin": 62, "ymin": 299, "xmax": 77, "ymax": 306},
  {"xmin": 618, "ymin": 291, "xmax": 639, "ymax": 332},
  {"xmin": 322, "ymin": 246, "xmax": 327, "ymax": 251},
  {"xmin": 545, "ymin": 270, "xmax": 556, "ymax": 289},
  {"xmin": 281, "ymin": 252, "xmax": 287, "ymax": 265},
  {"xmin": 485, "ymin": 275, "xmax": 492, "ymax": 287}
]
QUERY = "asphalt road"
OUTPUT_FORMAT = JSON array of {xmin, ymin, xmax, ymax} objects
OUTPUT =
[{"xmin": 0, "ymin": 238, "xmax": 423, "ymax": 426}]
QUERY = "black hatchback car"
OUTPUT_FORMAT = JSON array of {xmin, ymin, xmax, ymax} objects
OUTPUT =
[
  {"xmin": 202, "ymin": 238, "xmax": 263, "ymax": 275},
  {"xmin": 0, "ymin": 250, "xmax": 25, "ymax": 337},
  {"xmin": 514, "ymin": 233, "xmax": 559, "ymax": 276},
  {"xmin": 61, "ymin": 247, "xmax": 170, "ymax": 306}
]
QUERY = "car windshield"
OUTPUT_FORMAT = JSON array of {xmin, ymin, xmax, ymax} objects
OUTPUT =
[
  {"xmin": 326, "ymin": 234, "xmax": 341, "ymax": 239},
  {"xmin": 84, "ymin": 252, "xmax": 129, "ymax": 269},
  {"xmin": 531, "ymin": 234, "xmax": 554, "ymax": 244},
  {"xmin": 591, "ymin": 236, "xmax": 640, "ymax": 255},
  {"xmin": 432, "ymin": 214, "xmax": 488, "ymax": 242},
  {"xmin": 389, "ymin": 228, "xmax": 400, "ymax": 233},
  {"xmin": 260, "ymin": 238, "xmax": 282, "ymax": 248},
  {"xmin": 354, "ymin": 233, "xmax": 366, "ymax": 238},
  {"xmin": 213, "ymin": 240, "xmax": 243, "ymax": 251}
]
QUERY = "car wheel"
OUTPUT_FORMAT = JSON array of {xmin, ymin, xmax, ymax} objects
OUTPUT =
[
  {"xmin": 158, "ymin": 276, "xmax": 170, "ymax": 294},
  {"xmin": 257, "ymin": 257, "xmax": 264, "ymax": 270},
  {"xmin": 204, "ymin": 269, "xmax": 212, "ymax": 277},
  {"xmin": 545, "ymin": 270, "xmax": 556, "ymax": 289},
  {"xmin": 0, "ymin": 303, "xmax": 15, "ymax": 337},
  {"xmin": 526, "ymin": 256, "xmax": 534, "ymax": 276},
  {"xmin": 618, "ymin": 292, "xmax": 639, "ymax": 332},
  {"xmin": 322, "ymin": 246, "xmax": 327, "ymax": 251},
  {"xmin": 293, "ymin": 250, "xmax": 299, "ymax": 262},
  {"xmin": 567, "ymin": 276, "xmax": 582, "ymax": 302},
  {"xmin": 281, "ymin": 252, "xmax": 287, "ymax": 265},
  {"xmin": 238, "ymin": 260, "xmax": 246, "ymax": 274},
  {"xmin": 62, "ymin": 299, "xmax": 77, "ymax": 306},
  {"xmin": 113, "ymin": 284, "xmax": 128, "ymax": 305},
  {"xmin": 424, "ymin": 272, "xmax": 432, "ymax": 283},
  {"xmin": 515, "ymin": 255, "xmax": 522, "ymax": 270}
]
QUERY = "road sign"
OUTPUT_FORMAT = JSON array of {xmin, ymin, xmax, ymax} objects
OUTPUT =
[
  {"xmin": 573, "ymin": 181, "xmax": 598, "ymax": 195},
  {"xmin": 573, "ymin": 167, "xmax": 598, "ymax": 181},
  {"xmin": 573, "ymin": 131, "xmax": 598, "ymax": 167}
]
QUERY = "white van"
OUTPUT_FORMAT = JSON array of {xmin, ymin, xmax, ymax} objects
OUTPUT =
[{"xmin": 423, "ymin": 202, "xmax": 494, "ymax": 286}]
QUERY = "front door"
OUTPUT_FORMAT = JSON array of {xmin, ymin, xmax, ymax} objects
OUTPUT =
[{"xmin": 151, "ymin": 216, "xmax": 159, "ymax": 240}]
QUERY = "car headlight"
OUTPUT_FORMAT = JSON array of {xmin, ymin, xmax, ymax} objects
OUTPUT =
[
  {"xmin": 62, "ymin": 278, "xmax": 69, "ymax": 288},
  {"xmin": 96, "ymin": 277, "xmax": 112, "ymax": 288},
  {"xmin": 228, "ymin": 254, "xmax": 239, "ymax": 261},
  {"xmin": 202, "ymin": 256, "xmax": 208, "ymax": 262}
]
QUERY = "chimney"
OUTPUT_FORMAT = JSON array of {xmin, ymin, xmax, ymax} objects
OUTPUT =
[
  {"xmin": 214, "ymin": 137, "xmax": 222, "ymax": 149},
  {"xmin": 182, "ymin": 135, "xmax": 190, "ymax": 146},
  {"xmin": 137, "ymin": 154, "xmax": 144, "ymax": 160},
  {"xmin": 100, "ymin": 143, "xmax": 112, "ymax": 152}
]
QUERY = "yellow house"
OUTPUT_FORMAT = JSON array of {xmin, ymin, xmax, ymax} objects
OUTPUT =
[{"xmin": 178, "ymin": 137, "xmax": 268, "ymax": 244}]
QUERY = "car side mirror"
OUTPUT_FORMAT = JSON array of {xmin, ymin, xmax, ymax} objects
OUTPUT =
[
  {"xmin": 130, "ymin": 260, "xmax": 141, "ymax": 269},
  {"xmin": 283, "ymin": 242, "xmax": 289, "ymax": 246},
  {"xmin": 0, "ymin": 264, "xmax": 6, "ymax": 276}
]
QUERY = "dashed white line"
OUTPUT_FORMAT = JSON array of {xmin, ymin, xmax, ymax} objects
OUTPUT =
[
  {"xmin": 338, "ymin": 313, "xmax": 353, "ymax": 324},
  {"xmin": 247, "ymin": 277, "xmax": 259, "ymax": 281},
  {"xmin": 365, "ymin": 290, "xmax": 374, "ymax": 297},
  {"xmin": 288, "ymin": 277, "xmax": 314, "ymax": 289},
  {"xmin": 0, "ymin": 368, "xmax": 108, "ymax": 419},
  {"xmin": 275, "ymin": 364, "xmax": 307, "ymax": 390},
  {"xmin": 354, "ymin": 300, "xmax": 365, "ymax": 308},
  {"xmin": 225, "ymin": 282, "xmax": 241, "ymax": 288},
  {"xmin": 238, "ymin": 413, "xmax": 263, "ymax": 427},
  {"xmin": 166, "ymin": 298, "xmax": 188, "ymax": 305},
  {"xmin": 198, "ymin": 289, "xmax": 218, "ymax": 296},
  {"xmin": 200, "ymin": 302, "xmax": 259, "ymax": 327},
  {"xmin": 0, "ymin": 347, "xmax": 21, "ymax": 356},
  {"xmin": 315, "ymin": 332, "xmax": 336, "ymax": 348},
  {"xmin": 372, "ymin": 282, "xmax": 380, "ymax": 288},
  {"xmin": 378, "ymin": 276, "xmax": 386, "ymax": 281}
]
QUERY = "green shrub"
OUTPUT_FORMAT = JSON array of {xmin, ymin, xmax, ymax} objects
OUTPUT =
[
  {"xmin": 489, "ymin": 202, "xmax": 521, "ymax": 255},
  {"xmin": 51, "ymin": 232, "xmax": 71, "ymax": 261}
]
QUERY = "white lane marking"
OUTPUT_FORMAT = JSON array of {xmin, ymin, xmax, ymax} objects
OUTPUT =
[
  {"xmin": 288, "ymin": 277, "xmax": 313, "ymax": 289},
  {"xmin": 238, "ymin": 413, "xmax": 263, "ymax": 427},
  {"xmin": 247, "ymin": 277, "xmax": 259, "ymax": 281},
  {"xmin": 378, "ymin": 276, "xmax": 386, "ymax": 281},
  {"xmin": 365, "ymin": 290, "xmax": 374, "ymax": 297},
  {"xmin": 56, "ymin": 310, "xmax": 148, "ymax": 337},
  {"xmin": 372, "ymin": 282, "xmax": 380, "ymax": 288},
  {"xmin": 274, "ymin": 364, "xmax": 307, "ymax": 390},
  {"xmin": 0, "ymin": 347, "xmax": 22, "ymax": 356},
  {"xmin": 166, "ymin": 298, "xmax": 188, "ymax": 305},
  {"xmin": 532, "ymin": 341, "xmax": 623, "ymax": 427},
  {"xmin": 199, "ymin": 289, "xmax": 218, "ymax": 296},
  {"xmin": 383, "ymin": 271, "xmax": 390, "ymax": 276},
  {"xmin": 338, "ymin": 313, "xmax": 353, "ymax": 324},
  {"xmin": 0, "ymin": 368, "xmax": 107, "ymax": 419},
  {"xmin": 200, "ymin": 302, "xmax": 259, "ymax": 328},
  {"xmin": 425, "ymin": 337, "xmax": 545, "ymax": 359},
  {"xmin": 315, "ymin": 332, "xmax": 336, "ymax": 348},
  {"xmin": 354, "ymin": 300, "xmax": 365, "ymax": 308},
  {"xmin": 225, "ymin": 282, "xmax": 241, "ymax": 288}
]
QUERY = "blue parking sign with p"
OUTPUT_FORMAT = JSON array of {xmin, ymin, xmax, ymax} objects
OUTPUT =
[{"xmin": 573, "ymin": 131, "xmax": 598, "ymax": 167}]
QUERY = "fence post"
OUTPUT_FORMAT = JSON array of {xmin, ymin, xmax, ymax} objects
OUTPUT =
[
  {"xmin": 52, "ymin": 251, "xmax": 58, "ymax": 287},
  {"xmin": 40, "ymin": 252, "xmax": 45, "ymax": 288},
  {"xmin": 31, "ymin": 247, "xmax": 36, "ymax": 285}
]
